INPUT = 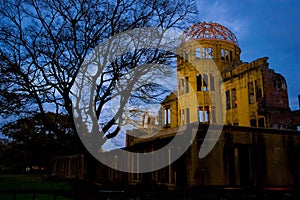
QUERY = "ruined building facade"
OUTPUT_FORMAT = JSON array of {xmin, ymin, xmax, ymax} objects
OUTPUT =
[
  {"xmin": 122, "ymin": 22, "xmax": 300, "ymax": 187},
  {"xmin": 51, "ymin": 22, "xmax": 300, "ymax": 189},
  {"xmin": 158, "ymin": 22, "xmax": 296, "ymax": 131}
]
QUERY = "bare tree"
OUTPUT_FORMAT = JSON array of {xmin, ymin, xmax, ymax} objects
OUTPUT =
[{"xmin": 0, "ymin": 0, "xmax": 197, "ymax": 144}]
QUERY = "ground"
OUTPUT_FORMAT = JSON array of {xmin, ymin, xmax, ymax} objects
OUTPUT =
[{"xmin": 0, "ymin": 174, "xmax": 99, "ymax": 200}]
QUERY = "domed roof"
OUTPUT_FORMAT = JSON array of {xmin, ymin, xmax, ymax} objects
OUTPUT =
[{"xmin": 182, "ymin": 22, "xmax": 238, "ymax": 45}]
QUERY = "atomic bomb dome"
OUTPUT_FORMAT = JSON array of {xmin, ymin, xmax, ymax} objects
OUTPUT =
[
  {"xmin": 178, "ymin": 21, "xmax": 241, "ymax": 73},
  {"xmin": 181, "ymin": 21, "xmax": 238, "ymax": 45}
]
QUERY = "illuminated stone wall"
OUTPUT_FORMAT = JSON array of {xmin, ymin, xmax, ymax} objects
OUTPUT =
[{"xmin": 161, "ymin": 22, "xmax": 296, "ymax": 130}]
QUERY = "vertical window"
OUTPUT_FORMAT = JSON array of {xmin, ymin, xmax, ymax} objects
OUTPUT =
[
  {"xmin": 211, "ymin": 106, "xmax": 216, "ymax": 123},
  {"xmin": 196, "ymin": 74, "xmax": 211, "ymax": 92},
  {"xmin": 197, "ymin": 74, "xmax": 202, "ymax": 91},
  {"xmin": 164, "ymin": 108, "xmax": 170, "ymax": 126},
  {"xmin": 202, "ymin": 47, "xmax": 207, "ymax": 58},
  {"xmin": 229, "ymin": 50, "xmax": 233, "ymax": 61},
  {"xmin": 195, "ymin": 48, "xmax": 200, "ymax": 59},
  {"xmin": 221, "ymin": 49, "xmax": 225, "ymax": 60},
  {"xmin": 210, "ymin": 74, "xmax": 215, "ymax": 91},
  {"xmin": 181, "ymin": 109, "xmax": 185, "ymax": 125},
  {"xmin": 199, "ymin": 106, "xmax": 204, "ymax": 122},
  {"xmin": 185, "ymin": 77, "xmax": 189, "ymax": 93},
  {"xmin": 180, "ymin": 79, "xmax": 184, "ymax": 95},
  {"xmin": 258, "ymin": 118, "xmax": 264, "ymax": 128},
  {"xmin": 250, "ymin": 119, "xmax": 257, "ymax": 127},
  {"xmin": 204, "ymin": 106, "xmax": 210, "ymax": 123},
  {"xmin": 231, "ymin": 88, "xmax": 237, "ymax": 108},
  {"xmin": 199, "ymin": 106, "xmax": 209, "ymax": 123},
  {"xmin": 225, "ymin": 50, "xmax": 229, "ymax": 60},
  {"xmin": 226, "ymin": 90, "xmax": 231, "ymax": 110},
  {"xmin": 185, "ymin": 108, "xmax": 190, "ymax": 124},
  {"xmin": 248, "ymin": 82, "xmax": 254, "ymax": 104},
  {"xmin": 208, "ymin": 48, "xmax": 213, "ymax": 59},
  {"xmin": 203, "ymin": 74, "xmax": 208, "ymax": 91},
  {"xmin": 255, "ymin": 79, "xmax": 263, "ymax": 100}
]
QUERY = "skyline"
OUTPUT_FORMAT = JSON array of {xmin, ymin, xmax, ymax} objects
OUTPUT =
[{"xmin": 196, "ymin": 0, "xmax": 300, "ymax": 110}]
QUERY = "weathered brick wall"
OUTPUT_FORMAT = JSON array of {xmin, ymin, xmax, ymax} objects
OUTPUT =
[{"xmin": 262, "ymin": 67, "xmax": 293, "ymax": 128}]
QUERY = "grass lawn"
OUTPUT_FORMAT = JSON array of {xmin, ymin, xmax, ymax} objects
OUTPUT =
[{"xmin": 0, "ymin": 174, "xmax": 73, "ymax": 200}]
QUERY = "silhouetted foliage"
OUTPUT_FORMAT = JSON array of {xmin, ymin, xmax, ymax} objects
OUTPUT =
[
  {"xmin": 0, "ymin": 0, "xmax": 197, "ymax": 180},
  {"xmin": 0, "ymin": 112, "xmax": 83, "ymax": 172},
  {"xmin": 0, "ymin": 0, "xmax": 197, "ymax": 138}
]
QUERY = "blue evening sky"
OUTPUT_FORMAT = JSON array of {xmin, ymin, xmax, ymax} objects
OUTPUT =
[
  {"xmin": 0, "ymin": 1, "xmax": 299, "ymax": 132},
  {"xmin": 196, "ymin": 0, "xmax": 300, "ymax": 110}
]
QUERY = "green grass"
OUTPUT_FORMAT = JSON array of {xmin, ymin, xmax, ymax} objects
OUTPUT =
[
  {"xmin": 0, "ymin": 174, "xmax": 73, "ymax": 200},
  {"xmin": 0, "ymin": 193, "xmax": 71, "ymax": 200},
  {"xmin": 0, "ymin": 174, "xmax": 73, "ymax": 190}
]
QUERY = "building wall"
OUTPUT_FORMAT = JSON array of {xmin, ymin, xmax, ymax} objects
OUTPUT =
[
  {"xmin": 223, "ymin": 58, "xmax": 266, "ymax": 127},
  {"xmin": 193, "ymin": 127, "xmax": 300, "ymax": 186},
  {"xmin": 51, "ymin": 154, "xmax": 86, "ymax": 179},
  {"xmin": 175, "ymin": 39, "xmax": 238, "ymax": 126},
  {"xmin": 100, "ymin": 125, "xmax": 300, "ymax": 188},
  {"xmin": 160, "ymin": 93, "xmax": 178, "ymax": 128},
  {"xmin": 50, "ymin": 126, "xmax": 300, "ymax": 187},
  {"xmin": 160, "ymin": 38, "xmax": 296, "ymax": 130}
]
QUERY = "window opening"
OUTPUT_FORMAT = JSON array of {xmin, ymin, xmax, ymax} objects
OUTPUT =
[
  {"xmin": 181, "ymin": 109, "xmax": 185, "ymax": 125},
  {"xmin": 204, "ymin": 106, "xmax": 210, "ymax": 122},
  {"xmin": 203, "ymin": 74, "xmax": 208, "ymax": 91},
  {"xmin": 225, "ymin": 50, "xmax": 229, "ymax": 60},
  {"xmin": 250, "ymin": 119, "xmax": 256, "ymax": 127},
  {"xmin": 196, "ymin": 48, "xmax": 200, "ymax": 59},
  {"xmin": 221, "ymin": 49, "xmax": 225, "ymax": 60},
  {"xmin": 202, "ymin": 47, "xmax": 207, "ymax": 58},
  {"xmin": 255, "ymin": 79, "xmax": 263, "ymax": 100},
  {"xmin": 199, "ymin": 106, "xmax": 204, "ymax": 122},
  {"xmin": 208, "ymin": 48, "xmax": 213, "ymax": 59},
  {"xmin": 185, "ymin": 108, "xmax": 190, "ymax": 124},
  {"xmin": 258, "ymin": 118, "xmax": 264, "ymax": 128},
  {"xmin": 199, "ymin": 106, "xmax": 209, "ymax": 123},
  {"xmin": 185, "ymin": 77, "xmax": 189, "ymax": 93},
  {"xmin": 197, "ymin": 74, "xmax": 202, "ymax": 91},
  {"xmin": 226, "ymin": 90, "xmax": 231, "ymax": 110},
  {"xmin": 232, "ymin": 88, "xmax": 237, "ymax": 108},
  {"xmin": 164, "ymin": 108, "xmax": 171, "ymax": 126},
  {"xmin": 180, "ymin": 79, "xmax": 184, "ymax": 95},
  {"xmin": 248, "ymin": 82, "xmax": 254, "ymax": 104},
  {"xmin": 212, "ymin": 106, "xmax": 216, "ymax": 123},
  {"xmin": 210, "ymin": 74, "xmax": 215, "ymax": 91}
]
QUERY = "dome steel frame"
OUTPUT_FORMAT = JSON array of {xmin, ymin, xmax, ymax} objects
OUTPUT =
[{"xmin": 182, "ymin": 22, "xmax": 238, "ymax": 45}]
